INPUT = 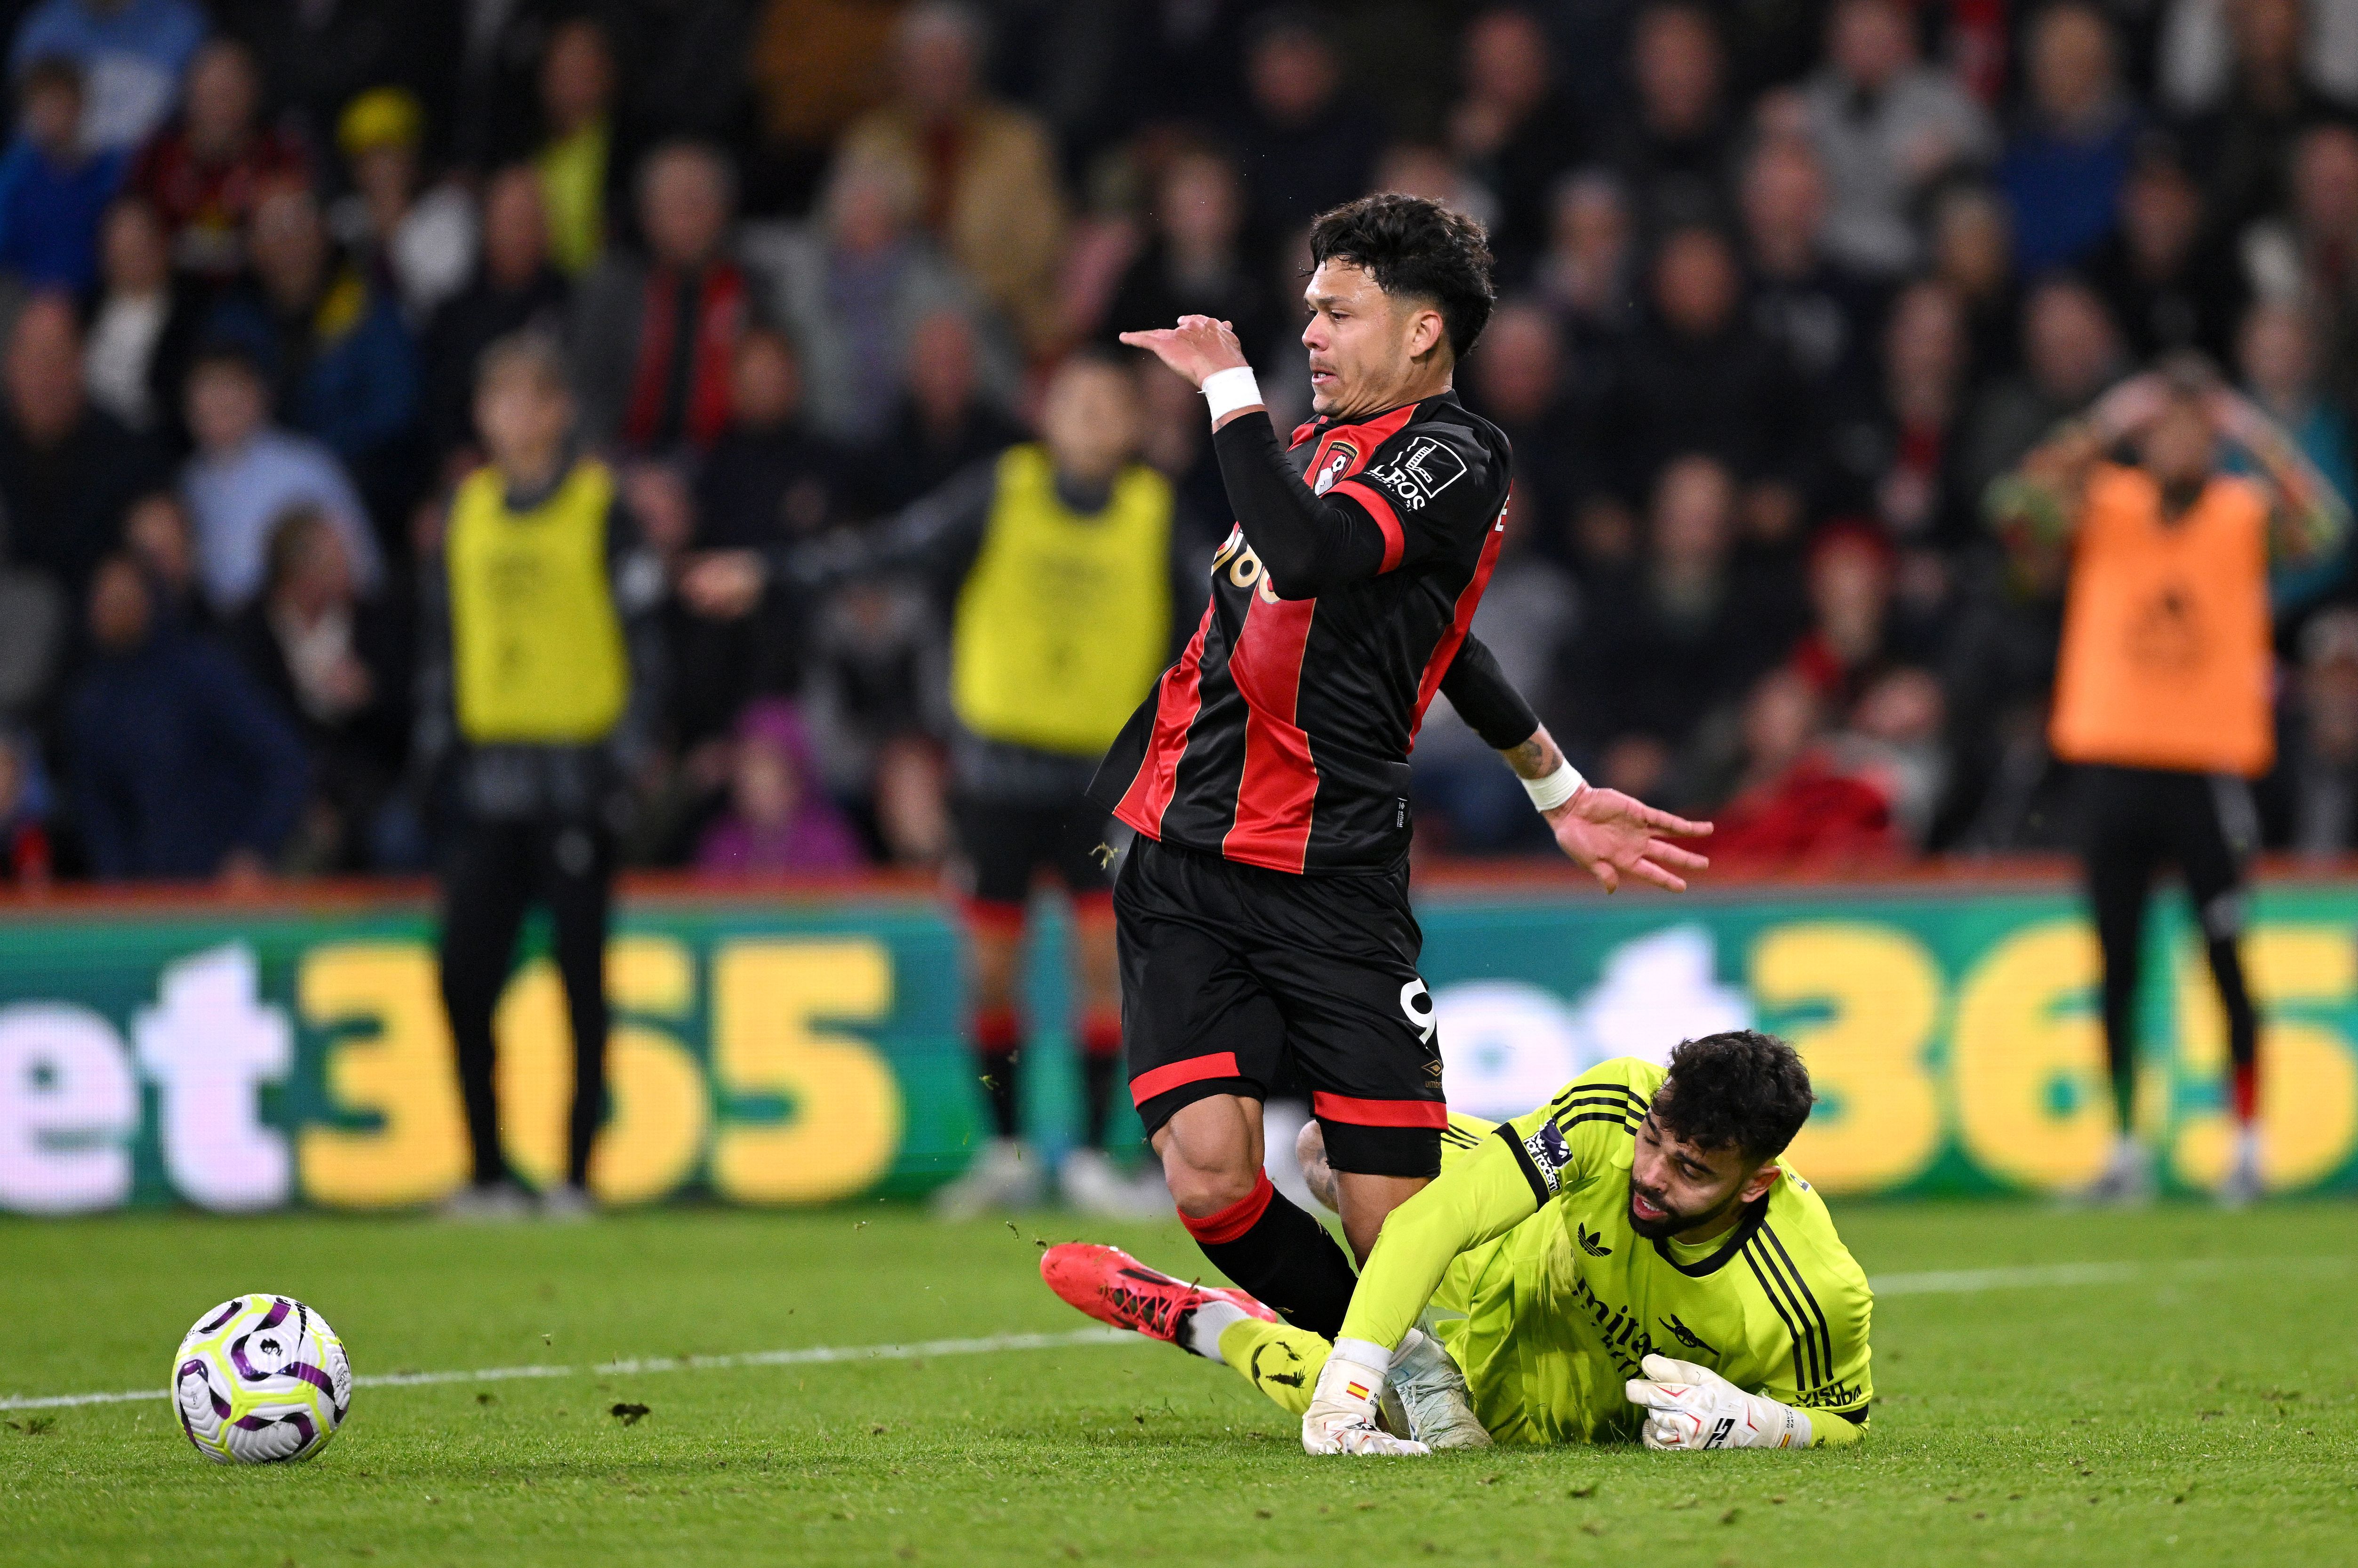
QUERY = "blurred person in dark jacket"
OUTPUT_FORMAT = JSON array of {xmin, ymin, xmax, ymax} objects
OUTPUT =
[
  {"xmin": 0, "ymin": 291, "xmax": 162, "ymax": 601},
  {"xmin": 1103, "ymin": 145, "xmax": 1275, "ymax": 366},
  {"xmin": 225, "ymin": 504, "xmax": 408, "ymax": 872},
  {"xmin": 568, "ymin": 139, "xmax": 749, "ymax": 457},
  {"xmin": 67, "ymin": 550, "xmax": 308, "ymax": 880},
  {"xmin": 414, "ymin": 330, "xmax": 663, "ymax": 1222},
  {"xmin": 128, "ymin": 38, "xmax": 307, "ymax": 283},
  {"xmin": 0, "ymin": 55, "xmax": 127, "ymax": 293},
  {"xmin": 420, "ymin": 163, "xmax": 570, "ymax": 467},
  {"xmin": 1446, "ymin": 8, "xmax": 1584, "ymax": 276},
  {"xmin": 857, "ymin": 307, "xmax": 1025, "ymax": 514}
]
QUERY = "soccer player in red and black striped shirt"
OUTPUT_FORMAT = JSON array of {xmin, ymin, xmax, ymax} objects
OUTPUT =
[{"xmin": 1103, "ymin": 194, "xmax": 1712, "ymax": 1341}]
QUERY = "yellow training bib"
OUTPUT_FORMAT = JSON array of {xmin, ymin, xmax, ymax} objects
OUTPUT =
[
  {"xmin": 951, "ymin": 444, "xmax": 1171, "ymax": 755},
  {"xmin": 448, "ymin": 458, "xmax": 628, "ymax": 745}
]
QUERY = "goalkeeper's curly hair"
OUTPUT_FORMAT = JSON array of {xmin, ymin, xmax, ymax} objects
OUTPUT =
[{"xmin": 1652, "ymin": 1030, "xmax": 1815, "ymax": 1164}]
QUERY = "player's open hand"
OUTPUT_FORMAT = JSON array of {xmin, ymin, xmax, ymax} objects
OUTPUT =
[
  {"xmin": 1625, "ymin": 1354, "xmax": 1809, "ymax": 1450},
  {"xmin": 1546, "ymin": 787, "xmax": 1711, "ymax": 894},
  {"xmin": 679, "ymin": 550, "xmax": 767, "ymax": 619},
  {"xmin": 1117, "ymin": 315, "xmax": 1250, "ymax": 390}
]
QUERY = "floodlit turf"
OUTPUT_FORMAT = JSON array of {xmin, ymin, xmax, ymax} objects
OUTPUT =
[{"xmin": 3, "ymin": 1200, "xmax": 2355, "ymax": 1567}]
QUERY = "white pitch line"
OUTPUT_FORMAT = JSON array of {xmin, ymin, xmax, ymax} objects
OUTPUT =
[
  {"xmin": 10, "ymin": 1256, "xmax": 2352, "ymax": 1414},
  {"xmin": 0, "ymin": 1327, "xmax": 1134, "ymax": 1413}
]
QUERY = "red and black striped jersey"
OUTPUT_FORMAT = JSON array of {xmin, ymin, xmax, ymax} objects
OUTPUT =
[{"xmin": 1090, "ymin": 391, "xmax": 1513, "ymax": 874}]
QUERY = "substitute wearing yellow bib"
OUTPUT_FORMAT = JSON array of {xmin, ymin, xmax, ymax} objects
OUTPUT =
[
  {"xmin": 416, "ymin": 330, "xmax": 663, "ymax": 1222},
  {"xmin": 679, "ymin": 349, "xmax": 1193, "ymax": 1218}
]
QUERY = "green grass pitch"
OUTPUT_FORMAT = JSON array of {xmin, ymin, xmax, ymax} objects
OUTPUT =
[{"xmin": 3, "ymin": 1200, "xmax": 2354, "ymax": 1567}]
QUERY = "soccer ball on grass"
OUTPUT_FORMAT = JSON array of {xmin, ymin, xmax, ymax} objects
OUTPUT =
[{"xmin": 172, "ymin": 1294, "xmax": 351, "ymax": 1463}]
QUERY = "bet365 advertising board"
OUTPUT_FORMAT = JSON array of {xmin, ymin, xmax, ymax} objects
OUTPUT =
[{"xmin": 4, "ymin": 879, "xmax": 2356, "ymax": 1213}]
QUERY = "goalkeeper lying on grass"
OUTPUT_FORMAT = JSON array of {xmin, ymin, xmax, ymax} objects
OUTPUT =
[{"xmin": 1043, "ymin": 1030, "xmax": 1871, "ymax": 1455}]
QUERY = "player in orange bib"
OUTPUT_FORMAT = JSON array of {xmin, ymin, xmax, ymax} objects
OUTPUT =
[{"xmin": 1990, "ymin": 355, "xmax": 2349, "ymax": 1205}]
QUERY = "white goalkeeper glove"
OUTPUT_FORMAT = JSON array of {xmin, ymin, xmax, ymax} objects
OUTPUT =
[
  {"xmin": 1302, "ymin": 1338, "xmax": 1429, "ymax": 1456},
  {"xmin": 1624, "ymin": 1354, "xmax": 1812, "ymax": 1450}
]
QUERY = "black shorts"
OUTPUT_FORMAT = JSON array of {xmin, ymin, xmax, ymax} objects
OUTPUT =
[
  {"xmin": 1115, "ymin": 834, "xmax": 1444, "ymax": 1178},
  {"xmin": 954, "ymin": 796, "xmax": 1115, "ymax": 923}
]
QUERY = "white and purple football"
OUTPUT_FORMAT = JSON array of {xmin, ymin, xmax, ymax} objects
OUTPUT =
[{"xmin": 172, "ymin": 1294, "xmax": 351, "ymax": 1464}]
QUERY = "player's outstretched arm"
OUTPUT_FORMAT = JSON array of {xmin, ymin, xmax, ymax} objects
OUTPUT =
[
  {"xmin": 1496, "ymin": 724, "xmax": 1711, "ymax": 893},
  {"xmin": 1120, "ymin": 316, "xmax": 1393, "ymax": 596},
  {"xmin": 1623, "ymin": 1355, "xmax": 1859, "ymax": 1449}
]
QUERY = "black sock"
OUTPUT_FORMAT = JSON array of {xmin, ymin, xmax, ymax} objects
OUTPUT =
[{"xmin": 1181, "ymin": 1173, "xmax": 1357, "ymax": 1338}]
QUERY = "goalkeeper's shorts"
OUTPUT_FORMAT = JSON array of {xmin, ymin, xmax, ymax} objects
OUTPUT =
[{"xmin": 1113, "ymin": 834, "xmax": 1445, "ymax": 1177}]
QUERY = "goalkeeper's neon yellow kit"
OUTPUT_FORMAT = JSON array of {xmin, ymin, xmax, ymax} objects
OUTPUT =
[{"xmin": 1220, "ymin": 1057, "xmax": 1873, "ymax": 1446}]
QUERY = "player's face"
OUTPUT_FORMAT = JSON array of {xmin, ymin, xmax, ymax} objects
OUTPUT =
[
  {"xmin": 1300, "ymin": 260, "xmax": 1446, "ymax": 419},
  {"xmin": 2139, "ymin": 397, "xmax": 2216, "ymax": 491},
  {"xmin": 1627, "ymin": 1112, "xmax": 1771, "ymax": 1241}
]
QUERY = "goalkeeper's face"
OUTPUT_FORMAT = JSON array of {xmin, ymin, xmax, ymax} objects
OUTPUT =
[{"xmin": 1626, "ymin": 1112, "xmax": 1776, "ymax": 1242}]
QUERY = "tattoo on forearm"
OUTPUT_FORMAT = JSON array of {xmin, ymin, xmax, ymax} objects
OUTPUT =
[{"xmin": 1501, "ymin": 730, "xmax": 1561, "ymax": 781}]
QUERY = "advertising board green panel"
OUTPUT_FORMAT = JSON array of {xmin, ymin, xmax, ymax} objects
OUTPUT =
[{"xmin": 1, "ymin": 880, "xmax": 2350, "ymax": 1211}]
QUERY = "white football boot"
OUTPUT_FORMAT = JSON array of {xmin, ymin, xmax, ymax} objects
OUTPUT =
[
  {"xmin": 1379, "ymin": 1328, "xmax": 1491, "ymax": 1449},
  {"xmin": 2217, "ymin": 1128, "xmax": 2264, "ymax": 1208},
  {"xmin": 931, "ymin": 1137, "xmax": 1045, "ymax": 1219},
  {"xmin": 1058, "ymin": 1147, "xmax": 1170, "ymax": 1218}
]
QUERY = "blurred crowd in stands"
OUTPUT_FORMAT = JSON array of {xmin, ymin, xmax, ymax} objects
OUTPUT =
[{"xmin": 12, "ymin": 0, "xmax": 2358, "ymax": 882}]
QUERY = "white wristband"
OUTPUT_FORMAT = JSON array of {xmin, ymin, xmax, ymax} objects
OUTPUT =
[
  {"xmin": 1521, "ymin": 760, "xmax": 1585, "ymax": 813},
  {"xmin": 1202, "ymin": 366, "xmax": 1263, "ymax": 423}
]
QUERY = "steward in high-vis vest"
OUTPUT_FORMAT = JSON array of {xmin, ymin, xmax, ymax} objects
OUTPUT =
[
  {"xmin": 680, "ymin": 348, "xmax": 1188, "ymax": 1219},
  {"xmin": 414, "ymin": 331, "xmax": 664, "ymax": 1221},
  {"xmin": 1989, "ymin": 355, "xmax": 2349, "ymax": 1209}
]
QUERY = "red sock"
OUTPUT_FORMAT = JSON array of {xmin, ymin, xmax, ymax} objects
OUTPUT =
[
  {"xmin": 1177, "ymin": 1172, "xmax": 1357, "ymax": 1337},
  {"xmin": 2231, "ymin": 1059, "xmax": 2258, "ymax": 1125}
]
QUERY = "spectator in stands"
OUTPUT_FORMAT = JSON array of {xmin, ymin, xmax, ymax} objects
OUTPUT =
[
  {"xmin": 1530, "ymin": 169, "xmax": 1640, "ymax": 359},
  {"xmin": 2288, "ymin": 607, "xmax": 2358, "ymax": 856},
  {"xmin": 1564, "ymin": 453, "xmax": 1798, "ymax": 801},
  {"xmin": 533, "ymin": 15, "xmax": 617, "ymax": 278},
  {"xmin": 570, "ymin": 140, "xmax": 749, "ymax": 456},
  {"xmin": 1960, "ymin": 274, "xmax": 2126, "ymax": 505},
  {"xmin": 67, "ymin": 549, "xmax": 308, "ymax": 880},
  {"xmin": 1801, "ymin": 0, "xmax": 1994, "ymax": 278},
  {"xmin": 1103, "ymin": 146, "xmax": 1274, "ymax": 362},
  {"xmin": 118, "ymin": 485, "xmax": 198, "ymax": 623},
  {"xmin": 1447, "ymin": 8, "xmax": 1583, "ymax": 273},
  {"xmin": 2239, "ymin": 294, "xmax": 2358, "ymax": 610},
  {"xmin": 694, "ymin": 697, "xmax": 861, "ymax": 875},
  {"xmin": 0, "ymin": 292, "xmax": 161, "ymax": 600},
  {"xmin": 218, "ymin": 0, "xmax": 444, "ymax": 162},
  {"xmin": 1235, "ymin": 8, "xmax": 1381, "ymax": 258},
  {"xmin": 225, "ymin": 504, "xmax": 406, "ymax": 873},
  {"xmin": 1705, "ymin": 666, "xmax": 1900, "ymax": 864},
  {"xmin": 1460, "ymin": 299, "xmax": 1598, "ymax": 561},
  {"xmin": 1606, "ymin": 1, "xmax": 1735, "ymax": 235},
  {"xmin": 859, "ymin": 307, "xmax": 1024, "ymax": 513},
  {"xmin": 1831, "ymin": 277, "xmax": 1976, "ymax": 548},
  {"xmin": 696, "ymin": 326, "xmax": 853, "ymax": 551},
  {"xmin": 0, "ymin": 720, "xmax": 51, "ymax": 881},
  {"xmin": 416, "ymin": 331, "xmax": 663, "ymax": 1220},
  {"xmin": 2085, "ymin": 136, "xmax": 2245, "ymax": 365},
  {"xmin": 2244, "ymin": 123, "xmax": 2358, "ymax": 407},
  {"xmin": 421, "ymin": 164, "xmax": 568, "ymax": 466},
  {"xmin": 1928, "ymin": 181, "xmax": 2022, "ymax": 380},
  {"xmin": 1787, "ymin": 524, "xmax": 1908, "ymax": 715},
  {"xmin": 1370, "ymin": 140, "xmax": 1503, "ymax": 240},
  {"xmin": 1998, "ymin": 1, "xmax": 2140, "ymax": 272},
  {"xmin": 0, "ymin": 56, "xmax": 125, "ymax": 292},
  {"xmin": 1605, "ymin": 222, "xmax": 1812, "ymax": 521},
  {"xmin": 332, "ymin": 87, "xmax": 478, "ymax": 327},
  {"xmin": 839, "ymin": 2, "xmax": 1066, "ymax": 353},
  {"xmin": 763, "ymin": 146, "xmax": 1008, "ymax": 447},
  {"xmin": 208, "ymin": 179, "xmax": 419, "ymax": 512},
  {"xmin": 2184, "ymin": 0, "xmax": 2352, "ymax": 236},
  {"xmin": 9, "ymin": 0, "xmax": 205, "ymax": 153},
  {"xmin": 177, "ymin": 340, "xmax": 377, "ymax": 614},
  {"xmin": 82, "ymin": 194, "xmax": 192, "ymax": 434},
  {"xmin": 128, "ymin": 37, "xmax": 304, "ymax": 282},
  {"xmin": 1738, "ymin": 133, "xmax": 1877, "ymax": 413}
]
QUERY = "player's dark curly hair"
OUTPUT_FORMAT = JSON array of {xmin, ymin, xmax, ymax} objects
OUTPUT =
[
  {"xmin": 1651, "ymin": 1030, "xmax": 1816, "ymax": 1164},
  {"xmin": 1307, "ymin": 192, "xmax": 1497, "ymax": 362}
]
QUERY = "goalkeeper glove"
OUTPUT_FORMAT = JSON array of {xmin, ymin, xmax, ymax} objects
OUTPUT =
[
  {"xmin": 1623, "ymin": 1353, "xmax": 1812, "ymax": 1450},
  {"xmin": 1301, "ymin": 1338, "xmax": 1429, "ymax": 1456}
]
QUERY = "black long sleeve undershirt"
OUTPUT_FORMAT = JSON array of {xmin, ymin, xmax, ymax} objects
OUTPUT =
[
  {"xmin": 1209, "ymin": 409, "xmax": 1387, "ymax": 596},
  {"xmin": 1439, "ymin": 633, "xmax": 1540, "ymax": 752}
]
